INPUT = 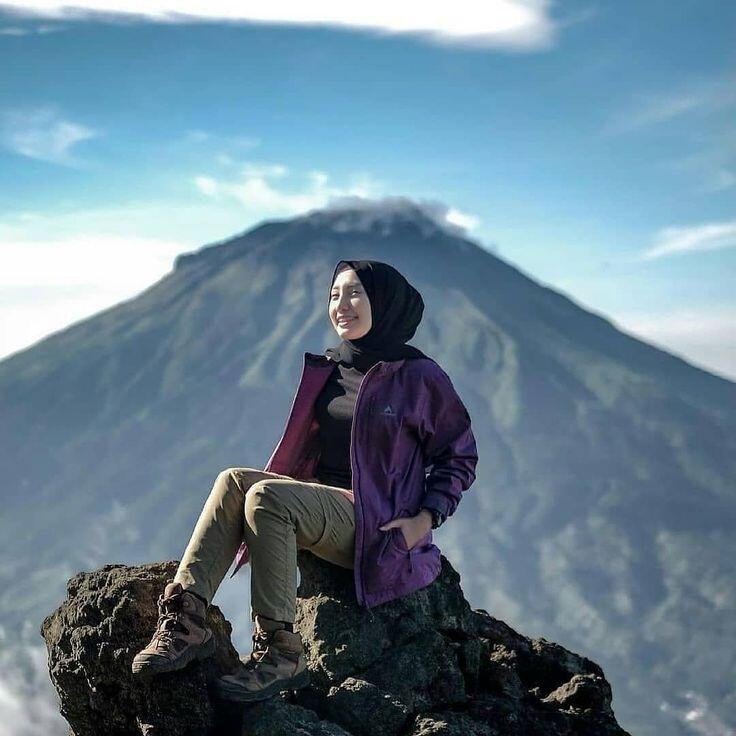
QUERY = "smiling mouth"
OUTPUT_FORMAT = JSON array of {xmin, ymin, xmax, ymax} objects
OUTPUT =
[{"xmin": 337, "ymin": 318, "xmax": 355, "ymax": 326}]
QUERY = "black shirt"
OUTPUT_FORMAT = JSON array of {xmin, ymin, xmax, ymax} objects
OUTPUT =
[{"xmin": 313, "ymin": 363, "xmax": 365, "ymax": 490}]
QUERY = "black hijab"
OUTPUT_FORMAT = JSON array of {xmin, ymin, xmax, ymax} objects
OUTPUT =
[{"xmin": 324, "ymin": 259, "xmax": 428, "ymax": 372}]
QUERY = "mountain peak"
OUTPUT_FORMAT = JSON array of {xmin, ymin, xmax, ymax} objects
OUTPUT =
[
  {"xmin": 173, "ymin": 196, "xmax": 470, "ymax": 272},
  {"xmin": 299, "ymin": 195, "xmax": 471, "ymax": 239}
]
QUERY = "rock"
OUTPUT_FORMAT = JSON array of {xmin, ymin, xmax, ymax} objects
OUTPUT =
[
  {"xmin": 41, "ymin": 553, "xmax": 630, "ymax": 735},
  {"xmin": 40, "ymin": 561, "xmax": 241, "ymax": 736}
]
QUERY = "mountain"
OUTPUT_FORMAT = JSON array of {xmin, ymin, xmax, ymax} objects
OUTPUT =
[{"xmin": 1, "ymin": 197, "xmax": 735, "ymax": 736}]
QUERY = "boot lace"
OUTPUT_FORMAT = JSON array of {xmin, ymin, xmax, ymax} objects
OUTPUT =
[
  {"xmin": 242, "ymin": 628, "xmax": 278, "ymax": 670},
  {"xmin": 150, "ymin": 591, "xmax": 189, "ymax": 651}
]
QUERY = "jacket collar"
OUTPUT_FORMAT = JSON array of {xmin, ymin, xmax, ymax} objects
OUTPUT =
[{"xmin": 304, "ymin": 350, "xmax": 406, "ymax": 376}]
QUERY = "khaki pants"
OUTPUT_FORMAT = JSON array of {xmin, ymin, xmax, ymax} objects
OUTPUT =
[{"xmin": 173, "ymin": 468, "xmax": 356, "ymax": 624}]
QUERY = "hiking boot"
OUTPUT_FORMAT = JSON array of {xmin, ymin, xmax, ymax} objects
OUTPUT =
[
  {"xmin": 131, "ymin": 581, "xmax": 215, "ymax": 675},
  {"xmin": 214, "ymin": 616, "xmax": 309, "ymax": 702}
]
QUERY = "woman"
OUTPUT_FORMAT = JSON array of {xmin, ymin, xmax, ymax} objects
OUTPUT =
[{"xmin": 131, "ymin": 259, "xmax": 478, "ymax": 703}]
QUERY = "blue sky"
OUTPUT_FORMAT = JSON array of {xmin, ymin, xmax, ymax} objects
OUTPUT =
[{"xmin": 1, "ymin": 1, "xmax": 735, "ymax": 379}]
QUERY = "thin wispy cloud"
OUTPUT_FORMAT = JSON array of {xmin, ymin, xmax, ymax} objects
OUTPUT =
[
  {"xmin": 636, "ymin": 220, "xmax": 736, "ymax": 261},
  {"xmin": 664, "ymin": 129, "xmax": 736, "ymax": 194},
  {"xmin": 710, "ymin": 169, "xmax": 736, "ymax": 191},
  {"xmin": 604, "ymin": 76, "xmax": 736, "ymax": 135},
  {"xmin": 2, "ymin": 1, "xmax": 559, "ymax": 50},
  {"xmin": 0, "ymin": 106, "xmax": 98, "ymax": 166},
  {"xmin": 178, "ymin": 129, "xmax": 260, "ymax": 150},
  {"xmin": 0, "ymin": 23, "xmax": 65, "ymax": 35}
]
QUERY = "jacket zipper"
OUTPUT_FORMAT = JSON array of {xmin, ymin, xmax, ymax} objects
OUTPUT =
[{"xmin": 350, "ymin": 360, "xmax": 384, "ymax": 609}]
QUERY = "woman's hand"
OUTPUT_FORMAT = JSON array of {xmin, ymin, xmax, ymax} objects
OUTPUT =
[{"xmin": 379, "ymin": 510, "xmax": 433, "ymax": 551}]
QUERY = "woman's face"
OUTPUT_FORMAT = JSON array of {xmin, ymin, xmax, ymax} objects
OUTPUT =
[{"xmin": 329, "ymin": 267, "xmax": 372, "ymax": 339}]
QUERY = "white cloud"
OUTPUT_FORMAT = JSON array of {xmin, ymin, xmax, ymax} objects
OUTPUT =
[
  {"xmin": 636, "ymin": 220, "xmax": 736, "ymax": 261},
  {"xmin": 445, "ymin": 206, "xmax": 480, "ymax": 231},
  {"xmin": 1, "ymin": 1, "xmax": 559, "ymax": 50},
  {"xmin": 0, "ymin": 233, "xmax": 185, "ymax": 359},
  {"xmin": 193, "ymin": 162, "xmax": 385, "ymax": 216},
  {"xmin": 659, "ymin": 691, "xmax": 735, "ymax": 736},
  {"xmin": 612, "ymin": 306, "xmax": 736, "ymax": 382},
  {"xmin": 307, "ymin": 194, "xmax": 482, "ymax": 238},
  {"xmin": 0, "ymin": 106, "xmax": 98, "ymax": 166},
  {"xmin": 194, "ymin": 175, "xmax": 218, "ymax": 195},
  {"xmin": 193, "ymin": 164, "xmax": 480, "ymax": 238},
  {"xmin": 0, "ymin": 234, "xmax": 182, "ymax": 289},
  {"xmin": 0, "ymin": 639, "xmax": 67, "ymax": 736}
]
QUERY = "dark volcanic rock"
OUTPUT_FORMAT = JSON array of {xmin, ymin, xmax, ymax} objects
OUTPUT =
[
  {"xmin": 40, "ymin": 561, "xmax": 241, "ymax": 735},
  {"xmin": 41, "ymin": 553, "xmax": 630, "ymax": 735}
]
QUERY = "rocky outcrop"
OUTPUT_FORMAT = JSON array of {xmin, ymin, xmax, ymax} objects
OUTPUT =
[{"xmin": 41, "ymin": 552, "xmax": 630, "ymax": 735}]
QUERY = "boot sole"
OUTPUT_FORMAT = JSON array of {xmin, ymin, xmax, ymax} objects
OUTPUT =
[
  {"xmin": 213, "ymin": 667, "xmax": 310, "ymax": 703},
  {"xmin": 131, "ymin": 632, "xmax": 216, "ymax": 676}
]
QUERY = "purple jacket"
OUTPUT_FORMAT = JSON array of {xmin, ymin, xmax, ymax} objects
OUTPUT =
[{"xmin": 230, "ymin": 351, "xmax": 478, "ymax": 610}]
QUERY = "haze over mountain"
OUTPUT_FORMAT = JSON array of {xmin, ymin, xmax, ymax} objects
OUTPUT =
[{"xmin": 1, "ymin": 198, "xmax": 734, "ymax": 736}]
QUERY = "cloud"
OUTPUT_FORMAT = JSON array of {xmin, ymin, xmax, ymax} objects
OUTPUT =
[
  {"xmin": 194, "ymin": 162, "xmax": 385, "ymax": 215},
  {"xmin": 81, "ymin": 500, "xmax": 141, "ymax": 568},
  {"xmin": 0, "ymin": 106, "xmax": 98, "ymax": 166},
  {"xmin": 305, "ymin": 193, "xmax": 482, "ymax": 238},
  {"xmin": 603, "ymin": 76, "xmax": 736, "ymax": 192},
  {"xmin": 709, "ymin": 169, "xmax": 736, "ymax": 191},
  {"xmin": 663, "ymin": 129, "xmax": 736, "ymax": 194},
  {"xmin": 176, "ymin": 129, "xmax": 260, "ymax": 150},
  {"xmin": 0, "ymin": 636, "xmax": 67, "ymax": 736},
  {"xmin": 445, "ymin": 206, "xmax": 480, "ymax": 232},
  {"xmin": 603, "ymin": 76, "xmax": 736, "ymax": 135},
  {"xmin": 612, "ymin": 306, "xmax": 736, "ymax": 381},
  {"xmin": 659, "ymin": 691, "xmax": 735, "ymax": 736},
  {"xmin": 0, "ymin": 234, "xmax": 183, "ymax": 289},
  {"xmin": 0, "ymin": 231, "xmax": 185, "ymax": 360},
  {"xmin": 193, "ymin": 162, "xmax": 481, "ymax": 238},
  {"xmin": 635, "ymin": 220, "xmax": 736, "ymax": 261},
  {"xmin": 1, "ymin": 1, "xmax": 559, "ymax": 51},
  {"xmin": 0, "ymin": 24, "xmax": 65, "ymax": 35}
]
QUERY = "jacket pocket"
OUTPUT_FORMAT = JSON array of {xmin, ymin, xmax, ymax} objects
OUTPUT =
[
  {"xmin": 389, "ymin": 526, "xmax": 409, "ymax": 553},
  {"xmin": 377, "ymin": 509, "xmax": 409, "ymax": 565}
]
